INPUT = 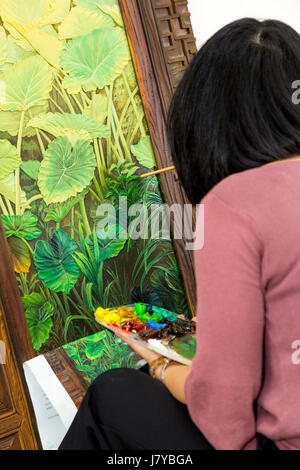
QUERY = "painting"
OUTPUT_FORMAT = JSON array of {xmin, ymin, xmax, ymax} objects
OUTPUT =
[
  {"xmin": 62, "ymin": 330, "xmax": 145, "ymax": 385},
  {"xmin": 0, "ymin": 0, "xmax": 190, "ymax": 354}
]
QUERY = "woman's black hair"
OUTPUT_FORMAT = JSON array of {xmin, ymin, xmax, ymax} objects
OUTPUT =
[{"xmin": 167, "ymin": 18, "xmax": 300, "ymax": 204}]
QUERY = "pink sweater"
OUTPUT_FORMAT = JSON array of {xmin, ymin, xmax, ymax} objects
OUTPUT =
[{"xmin": 185, "ymin": 161, "xmax": 300, "ymax": 450}]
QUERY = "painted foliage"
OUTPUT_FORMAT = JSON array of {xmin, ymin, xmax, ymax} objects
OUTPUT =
[
  {"xmin": 0, "ymin": 0, "xmax": 189, "ymax": 353},
  {"xmin": 62, "ymin": 330, "xmax": 145, "ymax": 384}
]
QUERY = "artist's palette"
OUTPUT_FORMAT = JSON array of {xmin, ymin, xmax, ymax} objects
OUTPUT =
[{"xmin": 95, "ymin": 304, "xmax": 196, "ymax": 366}]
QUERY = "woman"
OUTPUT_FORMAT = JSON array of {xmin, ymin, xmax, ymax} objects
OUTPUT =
[{"xmin": 59, "ymin": 18, "xmax": 300, "ymax": 450}]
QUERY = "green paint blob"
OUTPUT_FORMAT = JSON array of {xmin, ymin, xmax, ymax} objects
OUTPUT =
[{"xmin": 134, "ymin": 303, "xmax": 146, "ymax": 315}]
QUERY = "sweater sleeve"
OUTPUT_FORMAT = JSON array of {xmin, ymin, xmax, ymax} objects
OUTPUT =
[{"xmin": 185, "ymin": 192, "xmax": 265, "ymax": 450}]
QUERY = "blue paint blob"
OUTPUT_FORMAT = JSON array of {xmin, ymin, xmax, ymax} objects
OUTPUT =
[{"xmin": 147, "ymin": 320, "xmax": 165, "ymax": 330}]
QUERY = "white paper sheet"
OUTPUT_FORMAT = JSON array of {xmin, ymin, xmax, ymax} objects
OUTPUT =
[{"xmin": 23, "ymin": 355, "xmax": 77, "ymax": 450}]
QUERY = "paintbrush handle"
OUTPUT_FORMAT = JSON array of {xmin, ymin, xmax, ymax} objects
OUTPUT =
[{"xmin": 139, "ymin": 166, "xmax": 176, "ymax": 179}]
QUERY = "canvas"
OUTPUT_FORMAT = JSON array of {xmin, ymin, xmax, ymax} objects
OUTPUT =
[{"xmin": 0, "ymin": 0, "xmax": 190, "ymax": 354}]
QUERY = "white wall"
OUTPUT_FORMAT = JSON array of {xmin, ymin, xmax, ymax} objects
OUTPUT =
[{"xmin": 188, "ymin": 0, "xmax": 300, "ymax": 48}]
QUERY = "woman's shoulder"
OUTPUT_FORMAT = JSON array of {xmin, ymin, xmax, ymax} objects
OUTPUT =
[{"xmin": 202, "ymin": 164, "xmax": 289, "ymax": 214}]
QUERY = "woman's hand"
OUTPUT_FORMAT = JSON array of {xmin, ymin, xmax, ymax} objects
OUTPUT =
[
  {"xmin": 178, "ymin": 315, "xmax": 197, "ymax": 323},
  {"xmin": 115, "ymin": 329, "xmax": 192, "ymax": 403},
  {"xmin": 114, "ymin": 330, "xmax": 161, "ymax": 365}
]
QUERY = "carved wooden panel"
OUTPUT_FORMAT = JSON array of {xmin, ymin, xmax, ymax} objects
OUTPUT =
[
  {"xmin": 0, "ymin": 434, "xmax": 22, "ymax": 450},
  {"xmin": 138, "ymin": 0, "xmax": 197, "ymax": 118},
  {"xmin": 0, "ymin": 296, "xmax": 40, "ymax": 449},
  {"xmin": 0, "ymin": 369, "xmax": 12, "ymax": 414},
  {"xmin": 154, "ymin": 0, "xmax": 197, "ymax": 87},
  {"xmin": 45, "ymin": 349, "xmax": 88, "ymax": 409}
]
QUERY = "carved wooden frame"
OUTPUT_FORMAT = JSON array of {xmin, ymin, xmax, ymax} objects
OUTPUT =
[
  {"xmin": 0, "ymin": 223, "xmax": 41, "ymax": 449},
  {"xmin": 0, "ymin": 0, "xmax": 197, "ymax": 449},
  {"xmin": 120, "ymin": 0, "xmax": 197, "ymax": 313}
]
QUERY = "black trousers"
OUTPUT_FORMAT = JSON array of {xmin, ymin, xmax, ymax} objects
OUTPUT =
[
  {"xmin": 59, "ymin": 368, "xmax": 278, "ymax": 451},
  {"xmin": 59, "ymin": 368, "xmax": 214, "ymax": 450}
]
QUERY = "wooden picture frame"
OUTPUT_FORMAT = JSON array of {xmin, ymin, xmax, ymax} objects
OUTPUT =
[
  {"xmin": 0, "ymin": 222, "xmax": 41, "ymax": 449},
  {"xmin": 120, "ymin": 0, "xmax": 198, "ymax": 312},
  {"xmin": 0, "ymin": 0, "xmax": 197, "ymax": 449}
]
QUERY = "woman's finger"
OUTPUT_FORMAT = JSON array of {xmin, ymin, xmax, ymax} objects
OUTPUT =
[
  {"xmin": 114, "ymin": 330, "xmax": 160, "ymax": 363},
  {"xmin": 178, "ymin": 314, "xmax": 197, "ymax": 323}
]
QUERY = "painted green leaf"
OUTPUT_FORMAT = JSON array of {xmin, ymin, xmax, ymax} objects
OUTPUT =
[
  {"xmin": 85, "ymin": 340, "xmax": 104, "ymax": 360},
  {"xmin": 0, "ymin": 0, "xmax": 60, "ymax": 60},
  {"xmin": 73, "ymin": 0, "xmax": 103, "ymax": 12},
  {"xmin": 4, "ymin": 23, "xmax": 35, "ymax": 53},
  {"xmin": 8, "ymin": 236, "xmax": 31, "ymax": 273},
  {"xmin": 5, "ymin": 21, "xmax": 64, "ymax": 69},
  {"xmin": 62, "ymin": 331, "xmax": 108, "ymax": 365},
  {"xmin": 1, "ymin": 211, "xmax": 41, "ymax": 240},
  {"xmin": 21, "ymin": 160, "xmax": 41, "ymax": 180},
  {"xmin": 38, "ymin": 136, "xmax": 97, "ymax": 205},
  {"xmin": 131, "ymin": 136, "xmax": 157, "ymax": 169},
  {"xmin": 74, "ymin": 0, "xmax": 123, "ymax": 26},
  {"xmin": 44, "ymin": 205, "xmax": 71, "ymax": 223},
  {"xmin": 44, "ymin": 193, "xmax": 85, "ymax": 223},
  {"xmin": 0, "ymin": 0, "xmax": 49, "ymax": 26},
  {"xmin": 0, "ymin": 173, "xmax": 27, "ymax": 205},
  {"xmin": 97, "ymin": 0, "xmax": 123, "ymax": 27},
  {"xmin": 83, "ymin": 91, "xmax": 108, "ymax": 125},
  {"xmin": 76, "ymin": 364, "xmax": 94, "ymax": 377},
  {"xmin": 62, "ymin": 344, "xmax": 81, "ymax": 363},
  {"xmin": 34, "ymin": 229, "xmax": 80, "ymax": 293},
  {"xmin": 86, "ymin": 225, "xmax": 127, "ymax": 261},
  {"xmin": 59, "ymin": 6, "xmax": 113, "ymax": 40},
  {"xmin": 22, "ymin": 292, "xmax": 43, "ymax": 309},
  {"xmin": 0, "ymin": 56, "xmax": 53, "ymax": 111},
  {"xmin": 0, "ymin": 140, "xmax": 21, "ymax": 180},
  {"xmin": 0, "ymin": 105, "xmax": 49, "ymax": 138},
  {"xmin": 1, "ymin": 36, "xmax": 37, "ymax": 69},
  {"xmin": 89, "ymin": 330, "xmax": 107, "ymax": 342},
  {"xmin": 61, "ymin": 27, "xmax": 130, "ymax": 92},
  {"xmin": 22, "ymin": 292, "xmax": 54, "ymax": 351},
  {"xmin": 0, "ymin": 26, "xmax": 8, "ymax": 67},
  {"xmin": 28, "ymin": 112, "xmax": 110, "ymax": 146},
  {"xmin": 82, "ymin": 281, "xmax": 95, "ymax": 311},
  {"xmin": 3, "ymin": 21, "xmax": 60, "ymax": 59},
  {"xmin": 39, "ymin": 0, "xmax": 71, "ymax": 26},
  {"xmin": 5, "ymin": 36, "xmax": 35, "ymax": 63},
  {"xmin": 61, "ymin": 74, "xmax": 82, "ymax": 95}
]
